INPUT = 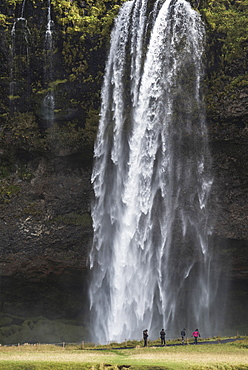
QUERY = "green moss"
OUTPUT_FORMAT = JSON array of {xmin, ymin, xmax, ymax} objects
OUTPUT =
[
  {"xmin": 0, "ymin": 182, "xmax": 21, "ymax": 204},
  {"xmin": 1, "ymin": 112, "xmax": 47, "ymax": 153},
  {"xmin": 8, "ymin": 95, "xmax": 21, "ymax": 101},
  {"xmin": 52, "ymin": 213, "xmax": 92, "ymax": 227},
  {"xmin": 4, "ymin": 0, "xmax": 22, "ymax": 6},
  {"xmin": 0, "ymin": 167, "xmax": 11, "ymax": 179},
  {"xmin": 83, "ymin": 108, "xmax": 99, "ymax": 143},
  {"xmin": 45, "ymin": 122, "xmax": 85, "ymax": 153},
  {"xmin": 52, "ymin": 0, "xmax": 123, "ymax": 42},
  {"xmin": 0, "ymin": 0, "xmax": 246, "ymax": 157},
  {"xmin": 0, "ymin": 316, "xmax": 13, "ymax": 326},
  {"xmin": 23, "ymin": 203, "xmax": 42, "ymax": 216},
  {"xmin": 0, "ymin": 0, "xmax": 126, "ymax": 154},
  {"xmin": 199, "ymin": 1, "xmax": 248, "ymax": 124},
  {"xmin": 202, "ymin": 0, "xmax": 248, "ymax": 63},
  {"xmin": 0, "ymin": 315, "xmax": 89, "ymax": 345},
  {"xmin": 227, "ymin": 74, "xmax": 248, "ymax": 90},
  {"xmin": 0, "ymin": 13, "xmax": 7, "ymax": 25},
  {"xmin": 49, "ymin": 79, "xmax": 68, "ymax": 88}
]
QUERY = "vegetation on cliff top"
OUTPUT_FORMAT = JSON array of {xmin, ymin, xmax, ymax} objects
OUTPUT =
[
  {"xmin": 203, "ymin": 0, "xmax": 248, "ymax": 63},
  {"xmin": 201, "ymin": 0, "xmax": 248, "ymax": 124},
  {"xmin": 0, "ymin": 0, "xmax": 247, "ymax": 172},
  {"xmin": 0, "ymin": 0, "xmax": 124, "ymax": 176}
]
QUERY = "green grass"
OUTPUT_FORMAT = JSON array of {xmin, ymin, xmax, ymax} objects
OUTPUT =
[{"xmin": 0, "ymin": 338, "xmax": 247, "ymax": 370}]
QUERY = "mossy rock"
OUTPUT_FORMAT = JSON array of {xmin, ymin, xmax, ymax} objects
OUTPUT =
[{"xmin": 0, "ymin": 315, "xmax": 90, "ymax": 345}]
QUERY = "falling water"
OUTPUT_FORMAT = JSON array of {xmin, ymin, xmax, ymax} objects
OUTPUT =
[
  {"xmin": 10, "ymin": 0, "xmax": 30, "ymax": 110},
  {"xmin": 20, "ymin": 0, "xmax": 27, "ymax": 18},
  {"xmin": 43, "ymin": 0, "xmax": 55, "ymax": 125},
  {"xmin": 89, "ymin": 0, "xmax": 221, "ymax": 343},
  {"xmin": 10, "ymin": 0, "xmax": 30, "ymax": 70},
  {"xmin": 44, "ymin": 0, "xmax": 54, "ymax": 75}
]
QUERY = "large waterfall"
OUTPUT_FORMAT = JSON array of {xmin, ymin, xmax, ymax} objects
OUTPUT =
[{"xmin": 89, "ymin": 0, "xmax": 221, "ymax": 343}]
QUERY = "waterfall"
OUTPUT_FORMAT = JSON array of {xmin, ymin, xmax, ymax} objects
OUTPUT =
[
  {"xmin": 20, "ymin": 0, "xmax": 27, "ymax": 18},
  {"xmin": 10, "ymin": 0, "xmax": 30, "ymax": 72},
  {"xmin": 43, "ymin": 0, "xmax": 55, "ymax": 125},
  {"xmin": 10, "ymin": 0, "xmax": 30, "ymax": 111},
  {"xmin": 89, "ymin": 0, "xmax": 222, "ymax": 343},
  {"xmin": 44, "ymin": 0, "xmax": 54, "ymax": 77}
]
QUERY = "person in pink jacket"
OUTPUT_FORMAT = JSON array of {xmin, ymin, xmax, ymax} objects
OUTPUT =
[{"xmin": 192, "ymin": 329, "xmax": 201, "ymax": 344}]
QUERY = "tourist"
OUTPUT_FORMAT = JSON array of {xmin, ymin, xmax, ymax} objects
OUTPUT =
[
  {"xmin": 143, "ymin": 329, "xmax": 148, "ymax": 347},
  {"xmin": 192, "ymin": 329, "xmax": 201, "ymax": 344},
  {"xmin": 160, "ymin": 328, "xmax": 166, "ymax": 346},
  {"xmin": 181, "ymin": 328, "xmax": 186, "ymax": 344}
]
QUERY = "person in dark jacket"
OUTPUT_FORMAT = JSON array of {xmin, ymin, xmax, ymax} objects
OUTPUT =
[
  {"xmin": 160, "ymin": 328, "xmax": 166, "ymax": 345},
  {"xmin": 181, "ymin": 328, "xmax": 186, "ymax": 344},
  {"xmin": 192, "ymin": 329, "xmax": 200, "ymax": 344},
  {"xmin": 143, "ymin": 329, "xmax": 148, "ymax": 347}
]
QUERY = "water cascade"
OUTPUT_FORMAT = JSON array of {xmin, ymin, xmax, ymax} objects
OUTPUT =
[
  {"xmin": 20, "ymin": 0, "xmax": 27, "ymax": 18},
  {"xmin": 89, "ymin": 0, "xmax": 223, "ymax": 343},
  {"xmin": 43, "ymin": 0, "xmax": 55, "ymax": 125},
  {"xmin": 10, "ymin": 0, "xmax": 30, "ymax": 112}
]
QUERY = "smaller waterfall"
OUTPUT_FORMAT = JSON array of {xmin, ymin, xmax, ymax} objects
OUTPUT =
[
  {"xmin": 43, "ymin": 0, "xmax": 55, "ymax": 125},
  {"xmin": 20, "ymin": 0, "xmax": 27, "ymax": 18},
  {"xmin": 9, "ymin": 0, "xmax": 30, "ymax": 112},
  {"xmin": 42, "ymin": 93, "xmax": 55, "ymax": 125},
  {"xmin": 44, "ymin": 0, "xmax": 54, "ymax": 65}
]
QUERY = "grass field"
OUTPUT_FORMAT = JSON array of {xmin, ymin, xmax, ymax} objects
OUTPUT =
[{"xmin": 0, "ymin": 338, "xmax": 247, "ymax": 370}]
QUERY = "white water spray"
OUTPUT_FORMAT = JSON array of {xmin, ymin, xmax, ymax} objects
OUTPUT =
[
  {"xmin": 44, "ymin": 0, "xmax": 54, "ymax": 63},
  {"xmin": 89, "ymin": 0, "xmax": 221, "ymax": 343}
]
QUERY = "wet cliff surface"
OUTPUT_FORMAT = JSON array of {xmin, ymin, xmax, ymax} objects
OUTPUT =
[
  {"xmin": 0, "ymin": 0, "xmax": 247, "ymax": 344},
  {"xmin": 0, "ymin": 152, "xmax": 93, "ymax": 343}
]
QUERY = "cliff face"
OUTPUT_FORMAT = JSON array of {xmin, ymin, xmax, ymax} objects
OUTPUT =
[
  {"xmin": 203, "ymin": 0, "xmax": 248, "ymax": 332},
  {"xmin": 0, "ymin": 152, "xmax": 93, "ymax": 343},
  {"xmin": 0, "ymin": 0, "xmax": 248, "ymax": 344},
  {"xmin": 203, "ymin": 0, "xmax": 248, "ymax": 279}
]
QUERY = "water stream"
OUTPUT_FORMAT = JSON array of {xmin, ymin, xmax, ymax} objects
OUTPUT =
[
  {"xmin": 43, "ymin": 0, "xmax": 55, "ymax": 125},
  {"xmin": 89, "ymin": 0, "xmax": 222, "ymax": 343},
  {"xmin": 10, "ymin": 0, "xmax": 30, "ymax": 111}
]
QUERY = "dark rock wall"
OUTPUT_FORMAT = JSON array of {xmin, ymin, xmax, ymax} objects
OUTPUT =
[
  {"xmin": 203, "ymin": 0, "xmax": 248, "ymax": 333},
  {"xmin": 0, "ymin": 152, "xmax": 93, "ymax": 343},
  {"xmin": 208, "ymin": 126, "xmax": 248, "ymax": 334}
]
